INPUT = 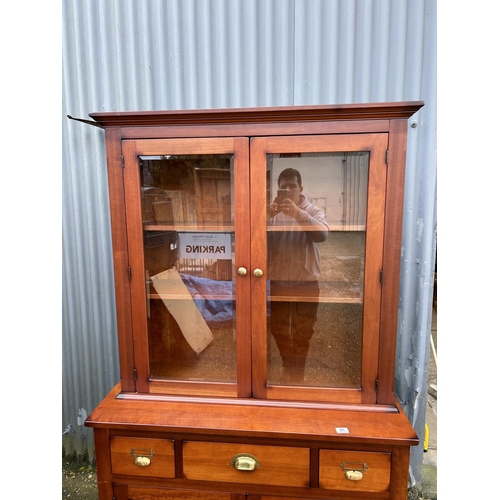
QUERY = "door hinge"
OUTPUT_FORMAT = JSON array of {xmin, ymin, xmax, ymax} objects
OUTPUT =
[
  {"xmin": 385, "ymin": 150, "xmax": 389, "ymax": 164},
  {"xmin": 375, "ymin": 379, "xmax": 379, "ymax": 391},
  {"xmin": 121, "ymin": 155, "xmax": 124, "ymax": 168},
  {"xmin": 380, "ymin": 270, "xmax": 383, "ymax": 283},
  {"xmin": 133, "ymin": 368, "xmax": 137, "ymax": 381},
  {"xmin": 128, "ymin": 266, "xmax": 132, "ymax": 280}
]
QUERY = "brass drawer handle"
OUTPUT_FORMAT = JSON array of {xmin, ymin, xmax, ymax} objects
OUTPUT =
[
  {"xmin": 345, "ymin": 470, "xmax": 364, "ymax": 481},
  {"xmin": 130, "ymin": 448, "xmax": 155, "ymax": 467},
  {"xmin": 230, "ymin": 453, "xmax": 260, "ymax": 471},
  {"xmin": 340, "ymin": 461, "xmax": 368, "ymax": 481}
]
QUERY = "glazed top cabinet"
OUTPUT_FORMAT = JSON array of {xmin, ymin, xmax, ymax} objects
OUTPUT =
[{"xmin": 87, "ymin": 102, "xmax": 423, "ymax": 409}]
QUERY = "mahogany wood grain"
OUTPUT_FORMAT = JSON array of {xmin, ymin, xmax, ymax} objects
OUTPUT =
[
  {"xmin": 110, "ymin": 436, "xmax": 175, "ymax": 478},
  {"xmin": 233, "ymin": 138, "xmax": 252, "ymax": 398},
  {"xmin": 87, "ymin": 385, "xmax": 417, "ymax": 447},
  {"xmin": 148, "ymin": 380, "xmax": 238, "ymax": 398},
  {"xmin": 309, "ymin": 447, "xmax": 320, "ymax": 488},
  {"xmin": 358, "ymin": 133, "xmax": 387, "ymax": 404},
  {"xmin": 118, "ymin": 119, "xmax": 390, "ymax": 140},
  {"xmin": 249, "ymin": 136, "xmax": 268, "ymax": 400},
  {"xmin": 89, "ymin": 101, "xmax": 424, "ymax": 128},
  {"xmin": 94, "ymin": 428, "xmax": 113, "ymax": 499},
  {"xmin": 183, "ymin": 441, "xmax": 309, "ymax": 487},
  {"xmin": 377, "ymin": 119, "xmax": 410, "ymax": 405},
  {"xmin": 389, "ymin": 446, "xmax": 411, "ymax": 500},
  {"xmin": 122, "ymin": 140, "xmax": 150, "ymax": 392},
  {"xmin": 263, "ymin": 384, "xmax": 364, "ymax": 405},
  {"xmin": 117, "ymin": 389, "xmax": 398, "ymax": 412},
  {"xmin": 127, "ymin": 485, "xmax": 235, "ymax": 499},
  {"xmin": 112, "ymin": 484, "xmax": 128, "ymax": 500},
  {"xmin": 319, "ymin": 450, "xmax": 391, "ymax": 492},
  {"xmin": 104, "ymin": 127, "xmax": 136, "ymax": 392}
]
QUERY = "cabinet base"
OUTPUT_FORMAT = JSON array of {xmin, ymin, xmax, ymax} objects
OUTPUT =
[{"xmin": 86, "ymin": 385, "xmax": 417, "ymax": 500}]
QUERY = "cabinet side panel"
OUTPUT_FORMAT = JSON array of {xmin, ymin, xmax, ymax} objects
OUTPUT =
[
  {"xmin": 105, "ymin": 127, "xmax": 136, "ymax": 391},
  {"xmin": 378, "ymin": 119, "xmax": 409, "ymax": 404}
]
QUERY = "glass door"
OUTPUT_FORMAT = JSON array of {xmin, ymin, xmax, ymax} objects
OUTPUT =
[
  {"xmin": 122, "ymin": 138, "xmax": 250, "ymax": 397},
  {"xmin": 121, "ymin": 133, "xmax": 388, "ymax": 404},
  {"xmin": 250, "ymin": 134, "xmax": 388, "ymax": 404}
]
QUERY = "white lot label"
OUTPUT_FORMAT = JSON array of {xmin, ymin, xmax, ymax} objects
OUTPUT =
[{"xmin": 335, "ymin": 427, "xmax": 350, "ymax": 434}]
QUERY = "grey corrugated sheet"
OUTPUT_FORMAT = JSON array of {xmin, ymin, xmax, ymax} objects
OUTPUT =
[{"xmin": 62, "ymin": 0, "xmax": 436, "ymax": 483}]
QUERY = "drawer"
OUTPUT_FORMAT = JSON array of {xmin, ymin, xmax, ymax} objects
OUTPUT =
[
  {"xmin": 125, "ymin": 485, "xmax": 235, "ymax": 499},
  {"xmin": 319, "ymin": 450, "xmax": 391, "ymax": 492},
  {"xmin": 110, "ymin": 437, "xmax": 175, "ymax": 478},
  {"xmin": 183, "ymin": 441, "xmax": 310, "ymax": 488}
]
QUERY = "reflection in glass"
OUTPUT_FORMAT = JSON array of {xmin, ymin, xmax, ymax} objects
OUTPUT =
[
  {"xmin": 140, "ymin": 155, "xmax": 237, "ymax": 383},
  {"xmin": 266, "ymin": 153, "xmax": 368, "ymax": 387}
]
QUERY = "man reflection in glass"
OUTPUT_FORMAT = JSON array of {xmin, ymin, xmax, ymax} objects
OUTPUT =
[{"xmin": 267, "ymin": 168, "xmax": 329, "ymax": 383}]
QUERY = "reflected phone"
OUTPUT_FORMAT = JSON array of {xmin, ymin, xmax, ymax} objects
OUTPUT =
[{"xmin": 276, "ymin": 189, "xmax": 288, "ymax": 204}]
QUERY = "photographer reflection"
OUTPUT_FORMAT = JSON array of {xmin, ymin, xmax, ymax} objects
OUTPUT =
[{"xmin": 267, "ymin": 168, "xmax": 329, "ymax": 383}]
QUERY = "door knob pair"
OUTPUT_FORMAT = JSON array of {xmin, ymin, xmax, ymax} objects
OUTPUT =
[{"xmin": 237, "ymin": 267, "xmax": 263, "ymax": 278}]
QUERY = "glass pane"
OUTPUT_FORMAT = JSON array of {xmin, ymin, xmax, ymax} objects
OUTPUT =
[
  {"xmin": 266, "ymin": 153, "xmax": 368, "ymax": 387},
  {"xmin": 140, "ymin": 155, "xmax": 237, "ymax": 383}
]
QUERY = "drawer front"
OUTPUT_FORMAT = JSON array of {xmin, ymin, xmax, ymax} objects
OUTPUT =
[
  {"xmin": 183, "ymin": 441, "xmax": 310, "ymax": 488},
  {"xmin": 110, "ymin": 437, "xmax": 175, "ymax": 478},
  {"xmin": 319, "ymin": 450, "xmax": 391, "ymax": 492},
  {"xmin": 125, "ymin": 485, "xmax": 235, "ymax": 499}
]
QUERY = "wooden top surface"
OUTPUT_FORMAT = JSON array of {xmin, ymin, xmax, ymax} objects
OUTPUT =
[
  {"xmin": 88, "ymin": 101, "xmax": 424, "ymax": 127},
  {"xmin": 86, "ymin": 384, "xmax": 418, "ymax": 447}
]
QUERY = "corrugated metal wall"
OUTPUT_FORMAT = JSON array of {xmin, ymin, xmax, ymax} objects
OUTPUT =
[{"xmin": 62, "ymin": 0, "xmax": 437, "ymax": 484}]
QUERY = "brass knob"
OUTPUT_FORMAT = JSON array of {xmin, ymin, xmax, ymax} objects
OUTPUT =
[
  {"xmin": 253, "ymin": 268, "xmax": 263, "ymax": 278},
  {"xmin": 237, "ymin": 267, "xmax": 248, "ymax": 276},
  {"xmin": 230, "ymin": 453, "xmax": 259, "ymax": 471}
]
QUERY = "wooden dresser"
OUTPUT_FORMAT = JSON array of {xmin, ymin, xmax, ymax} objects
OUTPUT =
[{"xmin": 83, "ymin": 102, "xmax": 423, "ymax": 499}]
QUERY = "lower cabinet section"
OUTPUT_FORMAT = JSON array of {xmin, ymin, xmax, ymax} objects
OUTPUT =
[
  {"xmin": 87, "ymin": 390, "xmax": 417, "ymax": 500},
  {"xmin": 101, "ymin": 434, "xmax": 407, "ymax": 499}
]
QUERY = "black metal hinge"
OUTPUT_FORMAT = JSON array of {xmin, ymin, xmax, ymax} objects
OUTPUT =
[
  {"xmin": 385, "ymin": 150, "xmax": 389, "ymax": 164},
  {"xmin": 128, "ymin": 267, "xmax": 132, "ymax": 280},
  {"xmin": 375, "ymin": 379, "xmax": 379, "ymax": 391},
  {"xmin": 380, "ymin": 270, "xmax": 383, "ymax": 283},
  {"xmin": 134, "ymin": 368, "xmax": 137, "ymax": 381},
  {"xmin": 121, "ymin": 155, "xmax": 124, "ymax": 168}
]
